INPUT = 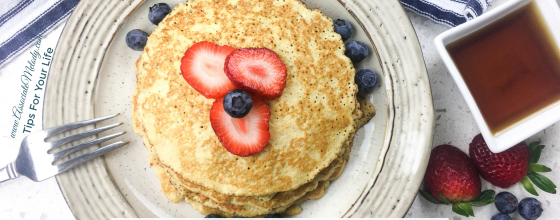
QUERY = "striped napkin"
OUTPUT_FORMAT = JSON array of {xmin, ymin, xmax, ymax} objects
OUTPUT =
[
  {"xmin": 0, "ymin": 0, "xmax": 80, "ymax": 68},
  {"xmin": 0, "ymin": 0, "xmax": 492, "ymax": 68},
  {"xmin": 400, "ymin": 0, "xmax": 493, "ymax": 27}
]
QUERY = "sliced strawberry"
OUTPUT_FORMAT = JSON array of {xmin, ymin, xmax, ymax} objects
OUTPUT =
[
  {"xmin": 180, "ymin": 41, "xmax": 237, "ymax": 99},
  {"xmin": 210, "ymin": 96, "xmax": 270, "ymax": 157},
  {"xmin": 224, "ymin": 48, "xmax": 287, "ymax": 100}
]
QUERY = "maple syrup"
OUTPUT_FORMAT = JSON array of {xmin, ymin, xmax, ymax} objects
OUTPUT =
[{"xmin": 447, "ymin": 1, "xmax": 560, "ymax": 135}]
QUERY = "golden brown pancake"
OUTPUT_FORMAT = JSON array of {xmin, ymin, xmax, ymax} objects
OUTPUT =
[{"xmin": 133, "ymin": 89, "xmax": 374, "ymax": 216}]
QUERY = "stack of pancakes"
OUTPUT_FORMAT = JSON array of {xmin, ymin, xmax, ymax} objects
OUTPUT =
[{"xmin": 132, "ymin": 0, "xmax": 375, "ymax": 217}]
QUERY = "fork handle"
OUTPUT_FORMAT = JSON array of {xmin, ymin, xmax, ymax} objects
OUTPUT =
[{"xmin": 0, "ymin": 162, "xmax": 19, "ymax": 183}]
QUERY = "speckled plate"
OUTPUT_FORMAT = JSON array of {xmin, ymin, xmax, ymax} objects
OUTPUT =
[{"xmin": 43, "ymin": 0, "xmax": 434, "ymax": 218}]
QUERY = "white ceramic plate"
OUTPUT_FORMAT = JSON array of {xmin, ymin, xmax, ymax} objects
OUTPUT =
[{"xmin": 43, "ymin": 0, "xmax": 434, "ymax": 218}]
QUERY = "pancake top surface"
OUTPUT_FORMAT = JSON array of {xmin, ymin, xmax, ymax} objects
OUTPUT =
[{"xmin": 134, "ymin": 0, "xmax": 358, "ymax": 195}]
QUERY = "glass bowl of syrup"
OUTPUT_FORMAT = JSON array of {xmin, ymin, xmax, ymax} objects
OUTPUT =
[{"xmin": 435, "ymin": 0, "xmax": 560, "ymax": 153}]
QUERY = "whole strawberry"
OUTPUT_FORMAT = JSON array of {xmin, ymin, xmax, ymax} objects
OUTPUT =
[
  {"xmin": 469, "ymin": 134, "xmax": 530, "ymax": 188},
  {"xmin": 469, "ymin": 133, "xmax": 557, "ymax": 196},
  {"xmin": 425, "ymin": 145, "xmax": 482, "ymax": 201},
  {"xmin": 420, "ymin": 145, "xmax": 495, "ymax": 217}
]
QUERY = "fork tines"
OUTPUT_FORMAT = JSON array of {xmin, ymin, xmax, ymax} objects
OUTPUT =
[{"xmin": 43, "ymin": 114, "xmax": 128, "ymax": 172}]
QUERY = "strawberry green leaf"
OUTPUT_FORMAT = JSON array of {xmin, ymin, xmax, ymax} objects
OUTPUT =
[
  {"xmin": 458, "ymin": 203, "xmax": 475, "ymax": 217},
  {"xmin": 521, "ymin": 176, "xmax": 539, "ymax": 196},
  {"xmin": 438, "ymin": 193, "xmax": 451, "ymax": 205},
  {"xmin": 528, "ymin": 171, "xmax": 557, "ymax": 194},
  {"xmin": 452, "ymin": 204, "xmax": 469, "ymax": 217},
  {"xmin": 529, "ymin": 142, "xmax": 542, "ymax": 164},
  {"xmin": 528, "ymin": 141, "xmax": 541, "ymax": 152},
  {"xmin": 529, "ymin": 164, "xmax": 552, "ymax": 173},
  {"xmin": 419, "ymin": 190, "xmax": 442, "ymax": 204},
  {"xmin": 467, "ymin": 190, "xmax": 496, "ymax": 207}
]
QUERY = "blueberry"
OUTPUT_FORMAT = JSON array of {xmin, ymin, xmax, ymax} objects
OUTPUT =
[
  {"xmin": 125, "ymin": 29, "xmax": 149, "ymax": 51},
  {"xmin": 205, "ymin": 214, "xmax": 221, "ymax": 218},
  {"xmin": 519, "ymin": 198, "xmax": 543, "ymax": 220},
  {"xmin": 334, "ymin": 19, "xmax": 353, "ymax": 41},
  {"xmin": 495, "ymin": 192, "xmax": 518, "ymax": 214},
  {"xmin": 264, "ymin": 213, "xmax": 283, "ymax": 218},
  {"xmin": 355, "ymin": 69, "xmax": 377, "ymax": 95},
  {"xmin": 345, "ymin": 41, "xmax": 369, "ymax": 63},
  {"xmin": 491, "ymin": 213, "xmax": 512, "ymax": 220},
  {"xmin": 224, "ymin": 89, "xmax": 253, "ymax": 118},
  {"xmin": 149, "ymin": 3, "xmax": 172, "ymax": 25},
  {"xmin": 232, "ymin": 216, "xmax": 244, "ymax": 218}
]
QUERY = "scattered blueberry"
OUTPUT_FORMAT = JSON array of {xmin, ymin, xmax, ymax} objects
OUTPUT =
[
  {"xmin": 495, "ymin": 191, "xmax": 518, "ymax": 214},
  {"xmin": 149, "ymin": 3, "xmax": 172, "ymax": 25},
  {"xmin": 205, "ymin": 214, "xmax": 221, "ymax": 218},
  {"xmin": 264, "ymin": 213, "xmax": 284, "ymax": 218},
  {"xmin": 223, "ymin": 89, "xmax": 253, "ymax": 118},
  {"xmin": 233, "ymin": 216, "xmax": 244, "ymax": 218},
  {"xmin": 518, "ymin": 198, "xmax": 543, "ymax": 220},
  {"xmin": 491, "ymin": 213, "xmax": 512, "ymax": 220},
  {"xmin": 355, "ymin": 69, "xmax": 377, "ymax": 95},
  {"xmin": 126, "ymin": 29, "xmax": 149, "ymax": 51},
  {"xmin": 334, "ymin": 19, "xmax": 353, "ymax": 41},
  {"xmin": 344, "ymin": 41, "xmax": 369, "ymax": 63}
]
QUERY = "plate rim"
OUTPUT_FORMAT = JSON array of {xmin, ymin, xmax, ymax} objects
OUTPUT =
[{"xmin": 43, "ymin": 0, "xmax": 434, "ymax": 218}]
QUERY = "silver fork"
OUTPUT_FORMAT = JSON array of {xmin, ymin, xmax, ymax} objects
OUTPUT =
[{"xmin": 0, "ymin": 114, "xmax": 128, "ymax": 183}]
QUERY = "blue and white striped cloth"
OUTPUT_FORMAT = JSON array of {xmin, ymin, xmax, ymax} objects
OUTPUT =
[
  {"xmin": 401, "ymin": 0, "xmax": 493, "ymax": 27},
  {"xmin": 0, "ymin": 0, "xmax": 80, "ymax": 68},
  {"xmin": 0, "ymin": 0, "xmax": 491, "ymax": 67}
]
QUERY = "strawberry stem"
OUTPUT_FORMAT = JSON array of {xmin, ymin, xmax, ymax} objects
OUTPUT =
[
  {"xmin": 528, "ymin": 141, "xmax": 541, "ymax": 152},
  {"xmin": 418, "ymin": 190, "xmax": 442, "ymax": 204},
  {"xmin": 438, "ymin": 193, "xmax": 451, "ymax": 205},
  {"xmin": 419, "ymin": 190, "xmax": 495, "ymax": 217},
  {"xmin": 458, "ymin": 203, "xmax": 475, "ymax": 217},
  {"xmin": 529, "ymin": 164, "xmax": 552, "ymax": 173},
  {"xmin": 521, "ymin": 176, "xmax": 539, "ymax": 196},
  {"xmin": 452, "ymin": 204, "xmax": 470, "ymax": 217},
  {"xmin": 529, "ymin": 143, "xmax": 543, "ymax": 164},
  {"xmin": 523, "ymin": 142, "xmax": 557, "ymax": 195},
  {"xmin": 527, "ymin": 171, "xmax": 557, "ymax": 194},
  {"xmin": 467, "ymin": 190, "xmax": 496, "ymax": 207}
]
